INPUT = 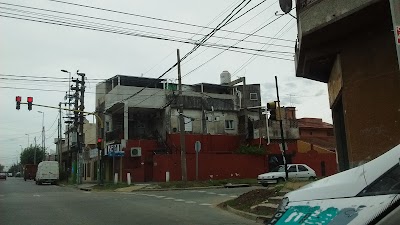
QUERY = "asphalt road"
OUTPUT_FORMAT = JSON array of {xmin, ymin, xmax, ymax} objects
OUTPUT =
[{"xmin": 0, "ymin": 177, "xmax": 261, "ymax": 225}]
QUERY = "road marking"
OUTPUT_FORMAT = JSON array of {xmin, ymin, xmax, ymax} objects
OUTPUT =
[
  {"xmin": 218, "ymin": 193, "xmax": 227, "ymax": 196},
  {"xmin": 165, "ymin": 197, "xmax": 175, "ymax": 200},
  {"xmin": 207, "ymin": 192, "xmax": 216, "ymax": 195},
  {"xmin": 197, "ymin": 190, "xmax": 206, "ymax": 193},
  {"xmin": 174, "ymin": 199, "xmax": 185, "ymax": 202},
  {"xmin": 185, "ymin": 201, "xmax": 196, "ymax": 204},
  {"xmin": 229, "ymin": 195, "xmax": 238, "ymax": 198},
  {"xmin": 33, "ymin": 194, "xmax": 40, "ymax": 197},
  {"xmin": 199, "ymin": 203, "xmax": 212, "ymax": 206},
  {"xmin": 155, "ymin": 195, "xmax": 165, "ymax": 198}
]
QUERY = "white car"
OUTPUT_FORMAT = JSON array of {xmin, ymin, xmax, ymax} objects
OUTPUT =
[
  {"xmin": 266, "ymin": 144, "xmax": 400, "ymax": 225},
  {"xmin": 257, "ymin": 164, "xmax": 316, "ymax": 186}
]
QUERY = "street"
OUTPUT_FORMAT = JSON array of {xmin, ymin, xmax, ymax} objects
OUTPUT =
[{"xmin": 0, "ymin": 177, "xmax": 259, "ymax": 225}]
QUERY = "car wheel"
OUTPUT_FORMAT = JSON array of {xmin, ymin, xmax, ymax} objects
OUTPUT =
[
  {"xmin": 309, "ymin": 176, "xmax": 317, "ymax": 181},
  {"xmin": 277, "ymin": 178, "xmax": 285, "ymax": 183},
  {"xmin": 261, "ymin": 183, "xmax": 269, "ymax": 187}
]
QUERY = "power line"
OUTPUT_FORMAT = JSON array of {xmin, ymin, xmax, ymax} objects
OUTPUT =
[
  {"xmin": 0, "ymin": 11, "xmax": 294, "ymax": 56},
  {"xmin": 0, "ymin": 3, "xmax": 293, "ymax": 48},
  {"xmin": 46, "ymin": 0, "xmax": 295, "ymax": 42}
]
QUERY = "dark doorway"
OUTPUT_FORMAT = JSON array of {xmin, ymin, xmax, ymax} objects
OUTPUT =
[{"xmin": 332, "ymin": 97, "xmax": 349, "ymax": 171}]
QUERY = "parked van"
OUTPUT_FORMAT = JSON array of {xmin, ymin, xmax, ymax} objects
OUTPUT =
[{"xmin": 35, "ymin": 161, "xmax": 59, "ymax": 185}]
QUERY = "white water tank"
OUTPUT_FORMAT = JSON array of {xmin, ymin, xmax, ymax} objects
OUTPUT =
[{"xmin": 220, "ymin": 70, "xmax": 231, "ymax": 85}]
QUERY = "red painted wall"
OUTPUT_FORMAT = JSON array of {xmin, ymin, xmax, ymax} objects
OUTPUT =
[
  {"xmin": 152, "ymin": 154, "xmax": 267, "ymax": 182},
  {"xmin": 292, "ymin": 150, "xmax": 337, "ymax": 177},
  {"xmin": 167, "ymin": 134, "xmax": 241, "ymax": 154}
]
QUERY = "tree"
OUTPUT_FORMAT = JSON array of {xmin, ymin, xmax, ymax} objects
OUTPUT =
[
  {"xmin": 20, "ymin": 146, "xmax": 45, "ymax": 165},
  {"xmin": 8, "ymin": 163, "xmax": 20, "ymax": 174},
  {"xmin": 0, "ymin": 163, "xmax": 4, "ymax": 172}
]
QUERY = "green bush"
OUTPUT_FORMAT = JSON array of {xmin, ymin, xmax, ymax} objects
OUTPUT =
[{"xmin": 235, "ymin": 145, "xmax": 265, "ymax": 155}]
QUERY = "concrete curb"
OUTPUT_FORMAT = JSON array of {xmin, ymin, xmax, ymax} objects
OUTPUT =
[
  {"xmin": 132, "ymin": 185, "xmax": 225, "ymax": 192},
  {"xmin": 226, "ymin": 205, "xmax": 271, "ymax": 224}
]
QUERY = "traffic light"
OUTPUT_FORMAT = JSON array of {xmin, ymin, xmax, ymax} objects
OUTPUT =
[
  {"xmin": 27, "ymin": 97, "xmax": 33, "ymax": 111},
  {"xmin": 16, "ymin": 96, "xmax": 21, "ymax": 110},
  {"xmin": 267, "ymin": 101, "xmax": 277, "ymax": 120},
  {"xmin": 97, "ymin": 138, "xmax": 103, "ymax": 150}
]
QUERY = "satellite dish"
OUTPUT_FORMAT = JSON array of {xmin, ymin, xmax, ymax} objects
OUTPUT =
[{"xmin": 279, "ymin": 0, "xmax": 293, "ymax": 14}]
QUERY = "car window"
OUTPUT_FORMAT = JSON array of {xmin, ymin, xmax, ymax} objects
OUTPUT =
[
  {"xmin": 288, "ymin": 166, "xmax": 297, "ymax": 173},
  {"xmin": 298, "ymin": 165, "xmax": 309, "ymax": 172},
  {"xmin": 359, "ymin": 164, "xmax": 400, "ymax": 196},
  {"xmin": 271, "ymin": 165, "xmax": 285, "ymax": 172}
]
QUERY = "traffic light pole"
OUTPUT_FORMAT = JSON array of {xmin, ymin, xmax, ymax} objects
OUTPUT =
[{"xmin": 275, "ymin": 76, "xmax": 288, "ymax": 180}]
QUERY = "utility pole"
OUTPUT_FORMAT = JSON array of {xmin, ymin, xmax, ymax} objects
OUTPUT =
[
  {"xmin": 34, "ymin": 137, "xmax": 37, "ymax": 165},
  {"xmin": 71, "ymin": 77, "xmax": 80, "ymax": 184},
  {"xmin": 275, "ymin": 76, "xmax": 288, "ymax": 180},
  {"xmin": 177, "ymin": 49, "xmax": 187, "ymax": 182},
  {"xmin": 78, "ymin": 72, "xmax": 85, "ymax": 185},
  {"xmin": 58, "ymin": 102, "xmax": 62, "ymax": 170}
]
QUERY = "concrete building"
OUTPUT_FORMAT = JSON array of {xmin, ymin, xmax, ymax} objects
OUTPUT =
[
  {"xmin": 295, "ymin": 0, "xmax": 400, "ymax": 170},
  {"xmin": 95, "ymin": 73, "xmax": 264, "ymax": 182}
]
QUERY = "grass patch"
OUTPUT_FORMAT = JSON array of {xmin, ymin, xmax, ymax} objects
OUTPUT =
[
  {"xmin": 91, "ymin": 182, "xmax": 130, "ymax": 191},
  {"xmin": 157, "ymin": 178, "xmax": 258, "ymax": 189}
]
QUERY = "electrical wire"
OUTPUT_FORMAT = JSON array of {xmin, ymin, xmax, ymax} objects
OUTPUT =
[
  {"xmin": 0, "ymin": 11, "xmax": 293, "ymax": 56},
  {"xmin": 0, "ymin": 3, "xmax": 293, "ymax": 47},
  {"xmin": 46, "ymin": 0, "xmax": 295, "ymax": 42}
]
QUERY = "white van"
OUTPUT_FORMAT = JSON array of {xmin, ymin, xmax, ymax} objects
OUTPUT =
[
  {"xmin": 266, "ymin": 144, "xmax": 400, "ymax": 225},
  {"xmin": 35, "ymin": 161, "xmax": 59, "ymax": 185}
]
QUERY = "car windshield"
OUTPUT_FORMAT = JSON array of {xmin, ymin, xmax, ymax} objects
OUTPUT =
[{"xmin": 359, "ymin": 164, "xmax": 400, "ymax": 196}]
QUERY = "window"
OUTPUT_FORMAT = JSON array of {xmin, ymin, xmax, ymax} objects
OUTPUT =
[
  {"xmin": 225, "ymin": 120, "xmax": 234, "ymax": 130},
  {"xmin": 298, "ymin": 165, "xmax": 309, "ymax": 172},
  {"xmin": 288, "ymin": 166, "xmax": 297, "ymax": 173},
  {"xmin": 250, "ymin": 93, "xmax": 258, "ymax": 100},
  {"xmin": 359, "ymin": 165, "xmax": 400, "ymax": 196},
  {"xmin": 214, "ymin": 116, "xmax": 220, "ymax": 121},
  {"xmin": 105, "ymin": 122, "xmax": 110, "ymax": 132},
  {"xmin": 206, "ymin": 116, "xmax": 212, "ymax": 122}
]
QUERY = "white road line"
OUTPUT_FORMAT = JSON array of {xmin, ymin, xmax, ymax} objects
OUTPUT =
[
  {"xmin": 199, "ymin": 203, "xmax": 212, "ymax": 206},
  {"xmin": 185, "ymin": 201, "xmax": 196, "ymax": 204},
  {"xmin": 218, "ymin": 193, "xmax": 227, "ymax": 196},
  {"xmin": 154, "ymin": 195, "xmax": 165, "ymax": 198},
  {"xmin": 206, "ymin": 192, "xmax": 216, "ymax": 195},
  {"xmin": 33, "ymin": 194, "xmax": 40, "ymax": 197},
  {"xmin": 174, "ymin": 199, "xmax": 185, "ymax": 202},
  {"xmin": 165, "ymin": 197, "xmax": 175, "ymax": 200},
  {"xmin": 229, "ymin": 195, "xmax": 238, "ymax": 198},
  {"xmin": 197, "ymin": 190, "xmax": 206, "ymax": 193}
]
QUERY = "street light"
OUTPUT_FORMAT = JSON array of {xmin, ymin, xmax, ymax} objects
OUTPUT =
[
  {"xmin": 25, "ymin": 133, "xmax": 29, "ymax": 147},
  {"xmin": 38, "ymin": 111, "xmax": 45, "ymax": 160}
]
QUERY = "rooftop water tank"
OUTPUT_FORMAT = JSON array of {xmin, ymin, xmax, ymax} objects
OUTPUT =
[{"xmin": 220, "ymin": 70, "xmax": 231, "ymax": 85}]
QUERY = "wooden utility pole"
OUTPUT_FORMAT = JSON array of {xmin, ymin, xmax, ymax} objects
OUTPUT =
[
  {"xmin": 275, "ymin": 76, "xmax": 288, "ymax": 180},
  {"xmin": 58, "ymin": 102, "xmax": 62, "ymax": 170},
  {"xmin": 177, "ymin": 49, "xmax": 187, "ymax": 181}
]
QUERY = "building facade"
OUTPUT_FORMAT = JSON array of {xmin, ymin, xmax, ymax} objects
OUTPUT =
[
  {"xmin": 295, "ymin": 0, "xmax": 400, "ymax": 170},
  {"xmin": 95, "ymin": 73, "xmax": 265, "ymax": 182}
]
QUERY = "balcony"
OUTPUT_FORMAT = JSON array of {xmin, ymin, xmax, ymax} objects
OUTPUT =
[{"xmin": 106, "ymin": 129, "xmax": 124, "ymax": 143}]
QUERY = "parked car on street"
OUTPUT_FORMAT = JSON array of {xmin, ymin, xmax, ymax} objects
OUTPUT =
[
  {"xmin": 7, "ymin": 173, "xmax": 13, "ymax": 177},
  {"xmin": 257, "ymin": 164, "xmax": 316, "ymax": 186},
  {"xmin": 266, "ymin": 144, "xmax": 400, "ymax": 225},
  {"xmin": 0, "ymin": 172, "xmax": 7, "ymax": 180},
  {"xmin": 35, "ymin": 161, "xmax": 59, "ymax": 185}
]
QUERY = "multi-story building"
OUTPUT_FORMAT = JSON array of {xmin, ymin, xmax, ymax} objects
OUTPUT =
[
  {"xmin": 95, "ymin": 72, "xmax": 265, "ymax": 182},
  {"xmin": 294, "ymin": 0, "xmax": 400, "ymax": 170}
]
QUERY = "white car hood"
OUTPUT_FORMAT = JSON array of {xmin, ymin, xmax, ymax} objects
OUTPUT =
[{"xmin": 286, "ymin": 144, "xmax": 400, "ymax": 202}]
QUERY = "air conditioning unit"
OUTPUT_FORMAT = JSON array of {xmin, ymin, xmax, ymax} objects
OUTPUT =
[{"xmin": 130, "ymin": 147, "xmax": 142, "ymax": 157}]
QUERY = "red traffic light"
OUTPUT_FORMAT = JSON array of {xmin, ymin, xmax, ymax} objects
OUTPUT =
[
  {"xmin": 27, "ymin": 97, "xmax": 33, "ymax": 103},
  {"xmin": 16, "ymin": 96, "xmax": 22, "ymax": 102},
  {"xmin": 97, "ymin": 138, "xmax": 102, "ymax": 143}
]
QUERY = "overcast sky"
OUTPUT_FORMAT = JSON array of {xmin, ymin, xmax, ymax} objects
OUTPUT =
[{"xmin": 0, "ymin": 0, "xmax": 331, "ymax": 169}]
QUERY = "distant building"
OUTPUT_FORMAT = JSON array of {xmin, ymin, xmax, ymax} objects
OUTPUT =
[{"xmin": 95, "ymin": 72, "xmax": 265, "ymax": 182}]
